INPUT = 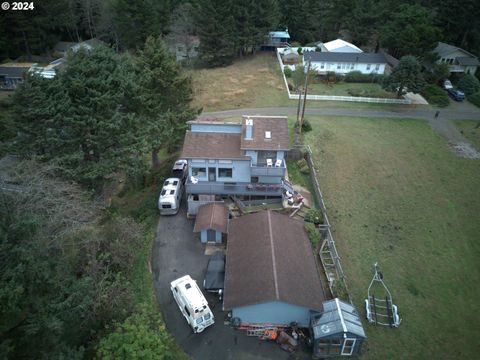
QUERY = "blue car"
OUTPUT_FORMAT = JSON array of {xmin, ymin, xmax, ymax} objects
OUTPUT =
[{"xmin": 447, "ymin": 88, "xmax": 465, "ymax": 101}]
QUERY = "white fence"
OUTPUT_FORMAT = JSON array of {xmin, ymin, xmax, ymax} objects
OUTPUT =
[{"xmin": 275, "ymin": 48, "xmax": 412, "ymax": 105}]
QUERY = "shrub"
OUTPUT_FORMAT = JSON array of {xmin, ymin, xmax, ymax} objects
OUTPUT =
[
  {"xmin": 283, "ymin": 67, "xmax": 292, "ymax": 78},
  {"xmin": 345, "ymin": 71, "xmax": 385, "ymax": 83},
  {"xmin": 297, "ymin": 47, "xmax": 303, "ymax": 55},
  {"xmin": 295, "ymin": 119, "xmax": 312, "ymax": 132},
  {"xmin": 468, "ymin": 92, "xmax": 480, "ymax": 108},
  {"xmin": 304, "ymin": 222, "xmax": 321, "ymax": 248},
  {"xmin": 325, "ymin": 71, "xmax": 341, "ymax": 84},
  {"xmin": 304, "ymin": 208, "xmax": 323, "ymax": 225},
  {"xmin": 458, "ymin": 74, "xmax": 480, "ymax": 96},
  {"xmin": 296, "ymin": 158, "xmax": 310, "ymax": 174},
  {"xmin": 302, "ymin": 119, "xmax": 312, "ymax": 132},
  {"xmin": 291, "ymin": 41, "xmax": 301, "ymax": 47},
  {"xmin": 422, "ymin": 84, "xmax": 449, "ymax": 107}
]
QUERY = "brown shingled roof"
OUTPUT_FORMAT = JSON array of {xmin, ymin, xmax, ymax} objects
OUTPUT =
[
  {"xmin": 223, "ymin": 210, "xmax": 326, "ymax": 311},
  {"xmin": 241, "ymin": 116, "xmax": 290, "ymax": 151},
  {"xmin": 194, "ymin": 203, "xmax": 229, "ymax": 233},
  {"xmin": 181, "ymin": 131, "xmax": 247, "ymax": 160}
]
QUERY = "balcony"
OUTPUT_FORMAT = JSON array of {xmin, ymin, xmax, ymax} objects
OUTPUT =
[
  {"xmin": 186, "ymin": 180, "xmax": 283, "ymax": 197},
  {"xmin": 250, "ymin": 160, "xmax": 286, "ymax": 177}
]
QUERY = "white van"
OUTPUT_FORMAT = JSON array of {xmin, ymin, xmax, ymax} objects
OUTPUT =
[
  {"xmin": 158, "ymin": 178, "xmax": 183, "ymax": 215},
  {"xmin": 170, "ymin": 275, "xmax": 215, "ymax": 333}
]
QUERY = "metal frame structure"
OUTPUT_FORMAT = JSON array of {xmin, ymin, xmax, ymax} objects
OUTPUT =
[{"xmin": 364, "ymin": 263, "xmax": 401, "ymax": 327}]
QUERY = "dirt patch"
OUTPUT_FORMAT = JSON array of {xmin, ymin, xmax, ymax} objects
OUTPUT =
[
  {"xmin": 257, "ymin": 68, "xmax": 270, "ymax": 73},
  {"xmin": 224, "ymin": 89, "xmax": 246, "ymax": 97},
  {"xmin": 208, "ymin": 99, "xmax": 221, "ymax": 106},
  {"xmin": 448, "ymin": 142, "xmax": 480, "ymax": 159},
  {"xmin": 229, "ymin": 77, "xmax": 239, "ymax": 83}
]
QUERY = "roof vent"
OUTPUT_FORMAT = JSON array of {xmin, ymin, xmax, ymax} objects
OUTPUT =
[{"xmin": 265, "ymin": 131, "xmax": 271, "ymax": 139}]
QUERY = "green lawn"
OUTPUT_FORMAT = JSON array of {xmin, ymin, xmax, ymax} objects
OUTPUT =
[
  {"xmin": 306, "ymin": 82, "xmax": 397, "ymax": 98},
  {"xmin": 304, "ymin": 116, "xmax": 480, "ymax": 359},
  {"xmin": 454, "ymin": 120, "xmax": 480, "ymax": 151}
]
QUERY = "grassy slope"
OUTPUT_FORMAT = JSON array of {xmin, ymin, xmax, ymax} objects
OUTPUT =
[
  {"xmin": 304, "ymin": 116, "xmax": 480, "ymax": 359},
  {"xmin": 454, "ymin": 120, "xmax": 480, "ymax": 151},
  {"xmin": 191, "ymin": 53, "xmax": 428, "ymax": 112}
]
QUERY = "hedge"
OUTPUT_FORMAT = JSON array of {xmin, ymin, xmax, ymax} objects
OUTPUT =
[
  {"xmin": 345, "ymin": 70, "xmax": 385, "ymax": 83},
  {"xmin": 468, "ymin": 92, "xmax": 480, "ymax": 108},
  {"xmin": 422, "ymin": 84, "xmax": 450, "ymax": 107}
]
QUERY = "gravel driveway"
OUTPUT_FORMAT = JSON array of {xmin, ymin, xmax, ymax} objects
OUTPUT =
[{"xmin": 151, "ymin": 200, "xmax": 310, "ymax": 360}]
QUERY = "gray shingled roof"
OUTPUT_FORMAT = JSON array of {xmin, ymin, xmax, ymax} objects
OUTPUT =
[
  {"xmin": 223, "ymin": 210, "xmax": 327, "ymax": 311},
  {"xmin": 0, "ymin": 66, "xmax": 29, "ymax": 78},
  {"xmin": 304, "ymin": 51, "xmax": 386, "ymax": 64},
  {"xmin": 457, "ymin": 56, "xmax": 480, "ymax": 66},
  {"xmin": 433, "ymin": 42, "xmax": 477, "ymax": 58}
]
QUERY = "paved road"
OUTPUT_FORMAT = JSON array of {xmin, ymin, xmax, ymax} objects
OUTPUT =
[
  {"xmin": 152, "ymin": 200, "xmax": 310, "ymax": 360},
  {"xmin": 199, "ymin": 106, "xmax": 480, "ymax": 121}
]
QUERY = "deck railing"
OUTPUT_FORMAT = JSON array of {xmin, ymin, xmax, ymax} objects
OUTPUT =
[{"xmin": 186, "ymin": 180, "xmax": 283, "ymax": 196}]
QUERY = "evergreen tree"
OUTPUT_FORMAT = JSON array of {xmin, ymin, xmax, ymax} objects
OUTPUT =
[
  {"xmin": 383, "ymin": 55, "xmax": 425, "ymax": 98},
  {"xmin": 12, "ymin": 46, "xmax": 147, "ymax": 187},
  {"xmin": 135, "ymin": 36, "xmax": 198, "ymax": 169},
  {"xmin": 195, "ymin": 0, "xmax": 236, "ymax": 67},
  {"xmin": 380, "ymin": 4, "xmax": 441, "ymax": 58}
]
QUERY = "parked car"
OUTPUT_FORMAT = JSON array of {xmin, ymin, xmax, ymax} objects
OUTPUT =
[
  {"xmin": 443, "ymin": 80, "xmax": 453, "ymax": 90},
  {"xmin": 203, "ymin": 251, "xmax": 226, "ymax": 299},
  {"xmin": 447, "ymin": 88, "xmax": 465, "ymax": 101},
  {"xmin": 172, "ymin": 159, "xmax": 188, "ymax": 183}
]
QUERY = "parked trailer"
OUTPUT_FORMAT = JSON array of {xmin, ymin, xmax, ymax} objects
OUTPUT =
[{"xmin": 158, "ymin": 177, "xmax": 183, "ymax": 215}]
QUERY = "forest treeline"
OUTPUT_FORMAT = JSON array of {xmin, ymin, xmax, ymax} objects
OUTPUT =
[{"xmin": 1, "ymin": 0, "xmax": 479, "ymax": 66}]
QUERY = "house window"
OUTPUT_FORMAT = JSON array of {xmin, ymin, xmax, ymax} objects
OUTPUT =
[
  {"xmin": 192, "ymin": 167, "xmax": 206, "ymax": 177},
  {"xmin": 350, "ymin": 63, "xmax": 354, "ymax": 69},
  {"xmin": 320, "ymin": 62, "xmax": 325, "ymax": 69},
  {"xmin": 366, "ymin": 64, "xmax": 371, "ymax": 70},
  {"xmin": 265, "ymin": 131, "xmax": 271, "ymax": 139},
  {"xmin": 337, "ymin": 63, "xmax": 341, "ymax": 69},
  {"xmin": 375, "ymin": 64, "xmax": 380, "ymax": 71},
  {"xmin": 218, "ymin": 168, "xmax": 232, "ymax": 178}
]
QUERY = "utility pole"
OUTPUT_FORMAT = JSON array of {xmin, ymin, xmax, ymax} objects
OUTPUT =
[{"xmin": 299, "ymin": 60, "xmax": 311, "ymax": 136}]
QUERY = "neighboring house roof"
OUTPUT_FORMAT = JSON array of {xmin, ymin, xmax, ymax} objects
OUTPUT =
[
  {"xmin": 304, "ymin": 51, "xmax": 387, "ymax": 64},
  {"xmin": 0, "ymin": 63, "xmax": 33, "ymax": 78},
  {"xmin": 241, "ymin": 116, "xmax": 290, "ymax": 151},
  {"xmin": 223, "ymin": 210, "xmax": 327, "ymax": 311},
  {"xmin": 269, "ymin": 31, "xmax": 290, "ymax": 39},
  {"xmin": 323, "ymin": 39, "xmax": 363, "ymax": 53},
  {"xmin": 194, "ymin": 203, "xmax": 229, "ymax": 233},
  {"xmin": 312, "ymin": 298, "xmax": 366, "ymax": 339},
  {"xmin": 181, "ymin": 131, "xmax": 247, "ymax": 160},
  {"xmin": 54, "ymin": 41, "xmax": 78, "ymax": 53},
  {"xmin": 433, "ymin": 42, "xmax": 477, "ymax": 59},
  {"xmin": 457, "ymin": 56, "xmax": 480, "ymax": 66}
]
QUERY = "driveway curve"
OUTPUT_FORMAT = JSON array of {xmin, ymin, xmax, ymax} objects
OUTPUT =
[{"xmin": 152, "ymin": 201, "xmax": 310, "ymax": 360}]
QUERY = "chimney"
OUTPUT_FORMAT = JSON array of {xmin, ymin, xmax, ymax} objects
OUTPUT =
[{"xmin": 245, "ymin": 117, "xmax": 253, "ymax": 140}]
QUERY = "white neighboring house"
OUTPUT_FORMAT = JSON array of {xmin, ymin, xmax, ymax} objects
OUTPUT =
[
  {"xmin": 433, "ymin": 42, "xmax": 479, "ymax": 74},
  {"xmin": 316, "ymin": 39, "xmax": 363, "ymax": 53},
  {"xmin": 303, "ymin": 51, "xmax": 387, "ymax": 75}
]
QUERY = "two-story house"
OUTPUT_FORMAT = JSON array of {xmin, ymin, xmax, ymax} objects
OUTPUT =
[
  {"xmin": 433, "ymin": 42, "xmax": 479, "ymax": 74},
  {"xmin": 181, "ymin": 116, "xmax": 290, "ymax": 215}
]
